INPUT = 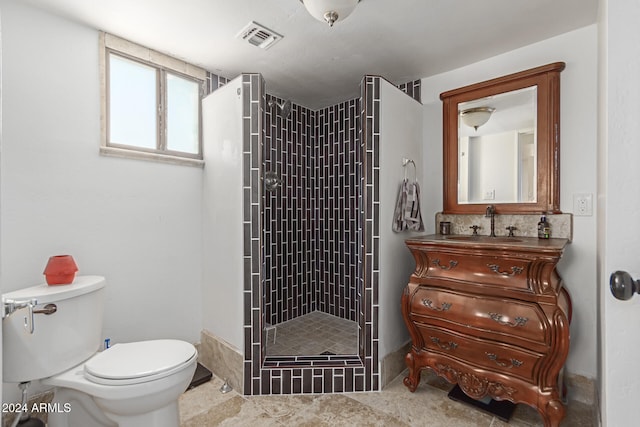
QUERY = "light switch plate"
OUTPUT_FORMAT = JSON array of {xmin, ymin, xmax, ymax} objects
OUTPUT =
[{"xmin": 484, "ymin": 189, "xmax": 495, "ymax": 200}]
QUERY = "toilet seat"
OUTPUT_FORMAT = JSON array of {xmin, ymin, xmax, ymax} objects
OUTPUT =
[{"xmin": 84, "ymin": 339, "xmax": 197, "ymax": 386}]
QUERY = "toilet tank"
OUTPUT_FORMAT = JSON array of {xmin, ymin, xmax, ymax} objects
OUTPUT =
[{"xmin": 2, "ymin": 275, "xmax": 106, "ymax": 382}]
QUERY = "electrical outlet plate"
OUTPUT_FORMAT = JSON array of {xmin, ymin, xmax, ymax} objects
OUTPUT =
[{"xmin": 573, "ymin": 193, "xmax": 593, "ymax": 216}]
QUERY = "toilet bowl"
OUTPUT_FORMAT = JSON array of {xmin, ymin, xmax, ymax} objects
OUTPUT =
[
  {"xmin": 44, "ymin": 340, "xmax": 197, "ymax": 427},
  {"xmin": 2, "ymin": 276, "xmax": 197, "ymax": 427}
]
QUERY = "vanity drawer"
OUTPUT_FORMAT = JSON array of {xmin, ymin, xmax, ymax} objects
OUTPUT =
[
  {"xmin": 409, "ymin": 287, "xmax": 548, "ymax": 345},
  {"xmin": 417, "ymin": 325, "xmax": 543, "ymax": 383},
  {"xmin": 424, "ymin": 251, "xmax": 531, "ymax": 291}
]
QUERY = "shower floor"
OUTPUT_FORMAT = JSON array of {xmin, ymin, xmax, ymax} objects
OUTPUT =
[{"xmin": 266, "ymin": 311, "xmax": 359, "ymax": 356}]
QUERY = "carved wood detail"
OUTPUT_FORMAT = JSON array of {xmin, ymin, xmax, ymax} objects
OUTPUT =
[{"xmin": 434, "ymin": 363, "xmax": 518, "ymax": 400}]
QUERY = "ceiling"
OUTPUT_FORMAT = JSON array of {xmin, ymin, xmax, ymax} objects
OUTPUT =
[{"xmin": 25, "ymin": 0, "xmax": 599, "ymax": 109}]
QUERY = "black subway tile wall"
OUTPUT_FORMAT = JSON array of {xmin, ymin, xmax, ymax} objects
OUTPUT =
[
  {"xmin": 397, "ymin": 79, "xmax": 421, "ymax": 103},
  {"xmin": 361, "ymin": 75, "xmax": 380, "ymax": 392},
  {"xmin": 206, "ymin": 73, "xmax": 229, "ymax": 94},
  {"xmin": 263, "ymin": 95, "xmax": 361, "ymax": 326},
  {"xmin": 315, "ymin": 98, "xmax": 361, "ymax": 322},
  {"xmin": 240, "ymin": 74, "xmax": 264, "ymax": 395},
  {"xmin": 263, "ymin": 96, "xmax": 315, "ymax": 325}
]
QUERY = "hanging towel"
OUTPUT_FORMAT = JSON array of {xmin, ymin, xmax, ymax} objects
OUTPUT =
[{"xmin": 392, "ymin": 178, "xmax": 425, "ymax": 232}]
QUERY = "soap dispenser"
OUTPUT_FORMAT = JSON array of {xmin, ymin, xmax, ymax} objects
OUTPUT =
[{"xmin": 538, "ymin": 215, "xmax": 551, "ymax": 239}]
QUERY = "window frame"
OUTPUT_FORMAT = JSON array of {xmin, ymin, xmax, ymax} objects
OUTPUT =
[{"xmin": 100, "ymin": 32, "xmax": 206, "ymax": 167}]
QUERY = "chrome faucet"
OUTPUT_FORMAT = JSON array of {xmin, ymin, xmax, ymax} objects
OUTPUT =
[{"xmin": 485, "ymin": 205, "xmax": 496, "ymax": 237}]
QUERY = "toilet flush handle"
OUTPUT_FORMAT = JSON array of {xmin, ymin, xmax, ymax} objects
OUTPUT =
[
  {"xmin": 33, "ymin": 304, "xmax": 57, "ymax": 315},
  {"xmin": 2, "ymin": 298, "xmax": 38, "ymax": 333},
  {"xmin": 22, "ymin": 298, "xmax": 37, "ymax": 334}
]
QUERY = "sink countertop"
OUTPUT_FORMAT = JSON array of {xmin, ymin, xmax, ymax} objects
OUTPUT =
[{"xmin": 405, "ymin": 234, "xmax": 569, "ymax": 251}]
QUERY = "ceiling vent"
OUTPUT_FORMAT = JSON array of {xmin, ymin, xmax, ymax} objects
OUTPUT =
[{"xmin": 236, "ymin": 21, "xmax": 283, "ymax": 50}]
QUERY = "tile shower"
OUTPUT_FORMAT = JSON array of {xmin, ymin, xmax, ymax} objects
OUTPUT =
[
  {"xmin": 205, "ymin": 73, "xmax": 420, "ymax": 395},
  {"xmin": 263, "ymin": 94, "xmax": 360, "ymax": 325}
]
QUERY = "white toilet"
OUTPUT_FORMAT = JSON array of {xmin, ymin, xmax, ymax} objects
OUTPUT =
[{"xmin": 2, "ymin": 276, "xmax": 197, "ymax": 427}]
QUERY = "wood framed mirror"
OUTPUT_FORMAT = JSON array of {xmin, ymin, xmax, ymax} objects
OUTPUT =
[{"xmin": 441, "ymin": 62, "xmax": 565, "ymax": 214}]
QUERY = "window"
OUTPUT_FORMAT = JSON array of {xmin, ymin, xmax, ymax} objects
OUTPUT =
[{"xmin": 100, "ymin": 33, "xmax": 206, "ymax": 166}]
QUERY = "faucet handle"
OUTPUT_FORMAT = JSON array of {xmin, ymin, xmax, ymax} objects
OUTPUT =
[
  {"xmin": 506, "ymin": 226, "xmax": 517, "ymax": 237},
  {"xmin": 470, "ymin": 225, "xmax": 481, "ymax": 235}
]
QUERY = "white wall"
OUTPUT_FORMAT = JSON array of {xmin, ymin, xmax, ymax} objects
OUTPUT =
[
  {"xmin": 599, "ymin": 0, "xmax": 640, "ymax": 425},
  {"xmin": 421, "ymin": 25, "xmax": 599, "ymax": 379},
  {"xmin": 378, "ymin": 79, "xmax": 423, "ymax": 357},
  {"xmin": 468, "ymin": 131, "xmax": 518, "ymax": 203},
  {"xmin": 0, "ymin": 0, "xmax": 202, "ymax": 348},
  {"xmin": 0, "ymin": 2, "xmax": 4, "ymax": 409},
  {"xmin": 201, "ymin": 78, "xmax": 244, "ymax": 349}
]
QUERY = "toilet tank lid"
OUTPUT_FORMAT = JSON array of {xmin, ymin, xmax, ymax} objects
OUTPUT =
[{"xmin": 2, "ymin": 275, "xmax": 106, "ymax": 305}]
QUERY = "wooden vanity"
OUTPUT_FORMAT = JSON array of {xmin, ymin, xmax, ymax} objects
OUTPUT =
[{"xmin": 401, "ymin": 234, "xmax": 571, "ymax": 427}]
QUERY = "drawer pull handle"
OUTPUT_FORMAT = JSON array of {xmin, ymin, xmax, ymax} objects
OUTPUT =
[
  {"xmin": 432, "ymin": 259, "xmax": 458, "ymax": 270},
  {"xmin": 431, "ymin": 337, "xmax": 458, "ymax": 351},
  {"xmin": 422, "ymin": 299, "xmax": 452, "ymax": 312},
  {"xmin": 487, "ymin": 264, "xmax": 524, "ymax": 276},
  {"xmin": 489, "ymin": 312, "xmax": 528, "ymax": 327},
  {"xmin": 486, "ymin": 352, "xmax": 523, "ymax": 368}
]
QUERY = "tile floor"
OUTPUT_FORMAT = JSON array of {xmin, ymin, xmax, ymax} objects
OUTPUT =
[
  {"xmin": 265, "ymin": 311, "xmax": 359, "ymax": 356},
  {"xmin": 179, "ymin": 369, "xmax": 594, "ymax": 426}
]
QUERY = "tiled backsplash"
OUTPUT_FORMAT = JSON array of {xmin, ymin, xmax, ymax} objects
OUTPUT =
[{"xmin": 435, "ymin": 212, "xmax": 574, "ymax": 240}]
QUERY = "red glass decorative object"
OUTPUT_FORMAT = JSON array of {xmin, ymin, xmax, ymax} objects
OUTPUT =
[{"xmin": 43, "ymin": 255, "xmax": 78, "ymax": 285}]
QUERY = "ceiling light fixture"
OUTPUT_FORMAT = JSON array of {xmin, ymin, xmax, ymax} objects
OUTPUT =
[
  {"xmin": 300, "ymin": 0, "xmax": 360, "ymax": 27},
  {"xmin": 460, "ymin": 107, "xmax": 495, "ymax": 131}
]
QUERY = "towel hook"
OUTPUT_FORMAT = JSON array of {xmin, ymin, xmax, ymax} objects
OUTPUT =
[{"xmin": 402, "ymin": 158, "xmax": 417, "ymax": 182}]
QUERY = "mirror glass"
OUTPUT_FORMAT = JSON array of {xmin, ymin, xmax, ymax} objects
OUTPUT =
[
  {"xmin": 441, "ymin": 62, "xmax": 564, "ymax": 214},
  {"xmin": 457, "ymin": 86, "xmax": 537, "ymax": 204}
]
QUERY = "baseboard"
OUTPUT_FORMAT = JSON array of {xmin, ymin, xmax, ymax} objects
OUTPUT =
[
  {"xmin": 198, "ymin": 329, "xmax": 244, "ymax": 394},
  {"xmin": 566, "ymin": 372, "xmax": 596, "ymax": 405},
  {"xmin": 380, "ymin": 341, "xmax": 411, "ymax": 389}
]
